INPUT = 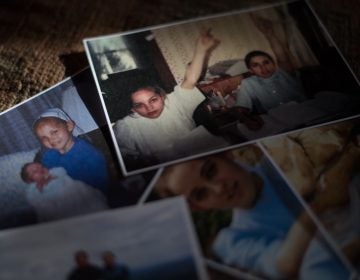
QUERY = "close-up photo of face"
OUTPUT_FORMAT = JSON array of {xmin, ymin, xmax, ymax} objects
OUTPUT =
[
  {"xmin": 34, "ymin": 118, "xmax": 74, "ymax": 154},
  {"xmin": 131, "ymin": 89, "xmax": 166, "ymax": 119},
  {"xmin": 156, "ymin": 153, "xmax": 262, "ymax": 211}
]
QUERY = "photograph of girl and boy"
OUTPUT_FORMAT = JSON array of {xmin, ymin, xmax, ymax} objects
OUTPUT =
[{"xmin": 85, "ymin": 0, "xmax": 360, "ymax": 175}]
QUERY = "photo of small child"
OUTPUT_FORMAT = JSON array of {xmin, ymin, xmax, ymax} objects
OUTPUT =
[
  {"xmin": 33, "ymin": 107, "xmax": 110, "ymax": 193},
  {"xmin": 0, "ymin": 69, "xmax": 156, "ymax": 230},
  {"xmin": 21, "ymin": 162, "xmax": 108, "ymax": 222}
]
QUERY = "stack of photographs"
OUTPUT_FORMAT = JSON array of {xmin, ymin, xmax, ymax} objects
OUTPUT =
[{"xmin": 0, "ymin": 0, "xmax": 359, "ymax": 279}]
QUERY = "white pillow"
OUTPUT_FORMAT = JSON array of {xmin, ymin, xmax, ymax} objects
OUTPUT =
[{"xmin": 0, "ymin": 149, "xmax": 38, "ymax": 216}]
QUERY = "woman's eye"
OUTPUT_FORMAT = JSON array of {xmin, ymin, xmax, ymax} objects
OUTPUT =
[
  {"xmin": 150, "ymin": 97, "xmax": 159, "ymax": 103},
  {"xmin": 133, "ymin": 103, "xmax": 143, "ymax": 109}
]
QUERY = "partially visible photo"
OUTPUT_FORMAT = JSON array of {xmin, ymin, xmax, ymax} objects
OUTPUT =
[
  {"xmin": 261, "ymin": 116, "xmax": 360, "ymax": 273},
  {"xmin": 0, "ymin": 197, "xmax": 208, "ymax": 280},
  {"xmin": 0, "ymin": 69, "xmax": 155, "ymax": 231},
  {"xmin": 145, "ymin": 144, "xmax": 353, "ymax": 279}
]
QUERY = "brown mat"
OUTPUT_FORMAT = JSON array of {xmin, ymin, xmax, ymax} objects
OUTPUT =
[{"xmin": 0, "ymin": 0, "xmax": 359, "ymax": 112}]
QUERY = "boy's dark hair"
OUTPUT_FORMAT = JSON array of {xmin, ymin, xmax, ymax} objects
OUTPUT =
[
  {"xmin": 244, "ymin": 50, "xmax": 275, "ymax": 69},
  {"xmin": 20, "ymin": 163, "xmax": 32, "ymax": 183},
  {"xmin": 102, "ymin": 251, "xmax": 115, "ymax": 259},
  {"xmin": 75, "ymin": 250, "xmax": 88, "ymax": 259}
]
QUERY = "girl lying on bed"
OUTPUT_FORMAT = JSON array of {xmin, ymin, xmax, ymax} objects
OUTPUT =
[
  {"xmin": 113, "ymin": 29, "xmax": 227, "ymax": 166},
  {"xmin": 20, "ymin": 162, "xmax": 108, "ymax": 222}
]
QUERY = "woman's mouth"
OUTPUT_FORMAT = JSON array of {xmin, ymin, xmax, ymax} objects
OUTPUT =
[{"xmin": 147, "ymin": 110, "xmax": 159, "ymax": 117}]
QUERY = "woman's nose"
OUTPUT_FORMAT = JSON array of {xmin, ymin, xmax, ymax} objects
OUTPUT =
[
  {"xmin": 144, "ymin": 103, "xmax": 153, "ymax": 112},
  {"xmin": 148, "ymin": 103, "xmax": 155, "ymax": 110}
]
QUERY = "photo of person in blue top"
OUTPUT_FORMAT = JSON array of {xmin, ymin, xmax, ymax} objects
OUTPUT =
[
  {"xmin": 33, "ymin": 108, "xmax": 110, "ymax": 193},
  {"xmin": 230, "ymin": 13, "xmax": 308, "ymax": 131},
  {"xmin": 234, "ymin": 14, "xmax": 307, "ymax": 115},
  {"xmin": 153, "ymin": 146, "xmax": 351, "ymax": 279}
]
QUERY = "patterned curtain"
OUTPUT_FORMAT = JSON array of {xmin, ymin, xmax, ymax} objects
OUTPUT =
[{"xmin": 153, "ymin": 6, "xmax": 318, "ymax": 84}]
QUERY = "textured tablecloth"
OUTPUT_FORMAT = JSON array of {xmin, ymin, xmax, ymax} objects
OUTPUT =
[{"xmin": 0, "ymin": 0, "xmax": 359, "ymax": 112}]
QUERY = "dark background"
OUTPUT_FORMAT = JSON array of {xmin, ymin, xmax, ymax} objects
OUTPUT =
[{"xmin": 0, "ymin": 0, "xmax": 359, "ymax": 113}]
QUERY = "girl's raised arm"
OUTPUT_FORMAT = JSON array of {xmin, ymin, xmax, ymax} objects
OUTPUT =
[{"xmin": 181, "ymin": 29, "xmax": 219, "ymax": 89}]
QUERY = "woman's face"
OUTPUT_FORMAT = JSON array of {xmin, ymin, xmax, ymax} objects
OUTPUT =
[
  {"xmin": 131, "ymin": 89, "xmax": 165, "ymax": 119},
  {"xmin": 159, "ymin": 155, "xmax": 262, "ymax": 210}
]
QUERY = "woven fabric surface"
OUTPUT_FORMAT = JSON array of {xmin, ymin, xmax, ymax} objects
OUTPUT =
[{"xmin": 0, "ymin": 0, "xmax": 359, "ymax": 112}]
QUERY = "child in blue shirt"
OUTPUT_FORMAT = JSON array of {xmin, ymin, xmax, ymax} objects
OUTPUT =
[
  {"xmin": 154, "ymin": 151, "xmax": 350, "ymax": 279},
  {"xmin": 33, "ymin": 108, "xmax": 109, "ymax": 193}
]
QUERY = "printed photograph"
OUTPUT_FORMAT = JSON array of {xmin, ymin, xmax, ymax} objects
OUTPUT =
[
  {"xmin": 0, "ymin": 69, "xmax": 156, "ymax": 231},
  {"xmin": 84, "ymin": 0, "xmax": 360, "ymax": 175},
  {"xmin": 144, "ymin": 144, "xmax": 353, "ymax": 279},
  {"xmin": 0, "ymin": 197, "xmax": 208, "ymax": 280},
  {"xmin": 261, "ymin": 116, "xmax": 360, "ymax": 274}
]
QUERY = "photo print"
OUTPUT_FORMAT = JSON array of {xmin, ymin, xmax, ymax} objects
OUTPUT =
[
  {"xmin": 261, "ymin": 115, "xmax": 360, "ymax": 274},
  {"xmin": 84, "ymin": 0, "xmax": 360, "ymax": 175},
  {"xmin": 0, "ymin": 68, "xmax": 156, "ymax": 231},
  {"xmin": 142, "ymin": 144, "xmax": 355, "ymax": 279},
  {"xmin": 0, "ymin": 197, "xmax": 208, "ymax": 280}
]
